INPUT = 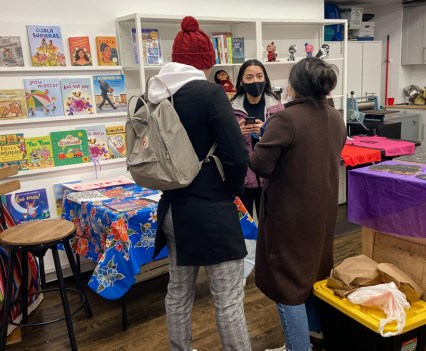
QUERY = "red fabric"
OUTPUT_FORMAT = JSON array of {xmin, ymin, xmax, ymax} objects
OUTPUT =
[
  {"xmin": 345, "ymin": 135, "xmax": 415, "ymax": 157},
  {"xmin": 341, "ymin": 144, "xmax": 382, "ymax": 167},
  {"xmin": 172, "ymin": 16, "xmax": 216, "ymax": 70}
]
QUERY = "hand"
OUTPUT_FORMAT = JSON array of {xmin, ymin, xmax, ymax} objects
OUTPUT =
[
  {"xmin": 251, "ymin": 119, "xmax": 263, "ymax": 134},
  {"xmin": 239, "ymin": 119, "xmax": 256, "ymax": 135}
]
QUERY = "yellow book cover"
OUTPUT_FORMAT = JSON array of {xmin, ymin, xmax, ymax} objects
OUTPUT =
[
  {"xmin": 25, "ymin": 135, "xmax": 55, "ymax": 170},
  {"xmin": 95, "ymin": 36, "xmax": 119, "ymax": 66},
  {"xmin": 106, "ymin": 125, "xmax": 126, "ymax": 158},
  {"xmin": 0, "ymin": 89, "xmax": 28, "ymax": 119}
]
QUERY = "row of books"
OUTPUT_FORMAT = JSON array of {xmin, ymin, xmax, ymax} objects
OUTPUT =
[
  {"xmin": 211, "ymin": 34, "xmax": 245, "ymax": 64},
  {"xmin": 0, "ymin": 74, "xmax": 126, "ymax": 119},
  {"xmin": 0, "ymin": 26, "xmax": 119, "ymax": 67},
  {"xmin": 0, "ymin": 126, "xmax": 126, "ymax": 171}
]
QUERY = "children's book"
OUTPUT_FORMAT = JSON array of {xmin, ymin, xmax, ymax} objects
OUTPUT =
[
  {"xmin": 53, "ymin": 180, "xmax": 82, "ymax": 216},
  {"xmin": 3, "ymin": 188, "xmax": 50, "ymax": 224},
  {"xmin": 211, "ymin": 37, "xmax": 219, "ymax": 64},
  {"xmin": 50, "ymin": 129, "xmax": 91, "ymax": 167},
  {"xmin": 25, "ymin": 136, "xmax": 55, "ymax": 170},
  {"xmin": 79, "ymin": 125, "xmax": 109, "ymax": 161},
  {"xmin": 95, "ymin": 36, "xmax": 119, "ymax": 66},
  {"xmin": 141, "ymin": 28, "xmax": 162, "ymax": 65},
  {"xmin": 0, "ymin": 133, "xmax": 28, "ymax": 170},
  {"xmin": 23, "ymin": 78, "xmax": 64, "ymax": 117},
  {"xmin": 66, "ymin": 190, "xmax": 109, "ymax": 204},
  {"xmin": 0, "ymin": 89, "xmax": 28, "ymax": 120},
  {"xmin": 0, "ymin": 36, "xmax": 24, "ymax": 67},
  {"xmin": 106, "ymin": 125, "xmax": 126, "ymax": 158},
  {"xmin": 26, "ymin": 25, "xmax": 66, "ymax": 67},
  {"xmin": 68, "ymin": 36, "xmax": 93, "ymax": 66},
  {"xmin": 60, "ymin": 78, "xmax": 94, "ymax": 115},
  {"xmin": 130, "ymin": 28, "xmax": 139, "ymax": 64},
  {"xmin": 92, "ymin": 74, "xmax": 126, "ymax": 113},
  {"xmin": 231, "ymin": 37, "xmax": 245, "ymax": 64},
  {"xmin": 211, "ymin": 32, "xmax": 232, "ymax": 64},
  {"xmin": 65, "ymin": 176, "xmax": 134, "ymax": 192},
  {"xmin": 102, "ymin": 197, "xmax": 156, "ymax": 213}
]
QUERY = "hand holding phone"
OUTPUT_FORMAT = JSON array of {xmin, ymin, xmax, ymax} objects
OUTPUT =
[{"xmin": 244, "ymin": 116, "xmax": 256, "ymax": 124}]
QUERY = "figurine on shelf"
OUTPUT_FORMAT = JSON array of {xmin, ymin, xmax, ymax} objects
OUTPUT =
[
  {"xmin": 304, "ymin": 43, "xmax": 314, "ymax": 57},
  {"xmin": 266, "ymin": 42, "xmax": 278, "ymax": 62},
  {"xmin": 315, "ymin": 43, "xmax": 330, "ymax": 59},
  {"xmin": 214, "ymin": 70, "xmax": 236, "ymax": 93},
  {"xmin": 288, "ymin": 45, "xmax": 297, "ymax": 61}
]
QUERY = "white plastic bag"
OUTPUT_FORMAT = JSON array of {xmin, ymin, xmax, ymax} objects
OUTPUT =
[
  {"xmin": 243, "ymin": 239, "xmax": 256, "ymax": 279},
  {"xmin": 347, "ymin": 282, "xmax": 411, "ymax": 337}
]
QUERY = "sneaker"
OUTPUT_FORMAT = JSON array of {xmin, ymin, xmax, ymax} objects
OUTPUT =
[{"xmin": 265, "ymin": 345, "xmax": 286, "ymax": 351}]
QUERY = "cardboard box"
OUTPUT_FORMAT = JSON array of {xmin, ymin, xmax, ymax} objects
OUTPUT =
[
  {"xmin": 340, "ymin": 7, "xmax": 363, "ymax": 29},
  {"xmin": 353, "ymin": 22, "xmax": 375, "ymax": 39},
  {"xmin": 362, "ymin": 227, "xmax": 426, "ymax": 295}
]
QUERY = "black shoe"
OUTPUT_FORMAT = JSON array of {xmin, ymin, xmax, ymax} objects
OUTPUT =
[
  {"xmin": 97, "ymin": 105, "xmax": 103, "ymax": 111},
  {"xmin": 113, "ymin": 106, "xmax": 117, "ymax": 110}
]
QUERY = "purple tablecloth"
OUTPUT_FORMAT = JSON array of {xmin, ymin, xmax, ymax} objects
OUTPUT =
[{"xmin": 348, "ymin": 160, "xmax": 426, "ymax": 237}]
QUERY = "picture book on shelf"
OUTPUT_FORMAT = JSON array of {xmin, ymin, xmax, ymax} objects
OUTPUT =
[
  {"xmin": 53, "ymin": 180, "xmax": 82, "ymax": 216},
  {"xmin": 23, "ymin": 78, "xmax": 64, "ymax": 117},
  {"xmin": 0, "ymin": 133, "xmax": 28, "ymax": 170},
  {"xmin": 65, "ymin": 176, "xmax": 134, "ymax": 192},
  {"xmin": 25, "ymin": 136, "xmax": 55, "ymax": 170},
  {"xmin": 68, "ymin": 36, "xmax": 92, "ymax": 66},
  {"xmin": 26, "ymin": 25, "xmax": 66, "ymax": 67},
  {"xmin": 2, "ymin": 188, "xmax": 50, "ymax": 224},
  {"xmin": 66, "ymin": 190, "xmax": 109, "ymax": 204},
  {"xmin": 95, "ymin": 36, "xmax": 119, "ymax": 66},
  {"xmin": 0, "ymin": 89, "xmax": 28, "ymax": 120},
  {"xmin": 60, "ymin": 78, "xmax": 94, "ymax": 116},
  {"xmin": 0, "ymin": 36, "xmax": 24, "ymax": 67},
  {"xmin": 106, "ymin": 125, "xmax": 126, "ymax": 158},
  {"xmin": 79, "ymin": 125, "xmax": 108, "ymax": 161},
  {"xmin": 130, "ymin": 28, "xmax": 139, "ymax": 64},
  {"xmin": 50, "ymin": 129, "xmax": 90, "ymax": 167},
  {"xmin": 92, "ymin": 74, "xmax": 127, "ymax": 113},
  {"xmin": 141, "ymin": 28, "xmax": 162, "ymax": 65},
  {"xmin": 231, "ymin": 37, "xmax": 245, "ymax": 64}
]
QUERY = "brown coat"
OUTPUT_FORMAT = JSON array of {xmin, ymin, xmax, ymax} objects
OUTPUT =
[{"xmin": 250, "ymin": 101, "xmax": 346, "ymax": 305}]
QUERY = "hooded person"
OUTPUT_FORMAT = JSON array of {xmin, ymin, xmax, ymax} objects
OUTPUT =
[{"xmin": 143, "ymin": 16, "xmax": 252, "ymax": 351}]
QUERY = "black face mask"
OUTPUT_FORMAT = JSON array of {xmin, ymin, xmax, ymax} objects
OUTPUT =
[{"xmin": 242, "ymin": 81, "xmax": 266, "ymax": 97}]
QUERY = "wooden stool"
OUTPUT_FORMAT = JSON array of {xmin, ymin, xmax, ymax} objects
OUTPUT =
[{"xmin": 0, "ymin": 219, "xmax": 92, "ymax": 351}]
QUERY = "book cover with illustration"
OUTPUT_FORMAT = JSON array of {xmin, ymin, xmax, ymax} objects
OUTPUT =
[
  {"xmin": 106, "ymin": 125, "xmax": 126, "ymax": 158},
  {"xmin": 95, "ymin": 36, "xmax": 119, "ymax": 66},
  {"xmin": 0, "ymin": 133, "xmax": 28, "ymax": 170},
  {"xmin": 231, "ymin": 37, "xmax": 245, "ymax": 64},
  {"xmin": 0, "ymin": 89, "xmax": 28, "ymax": 120},
  {"xmin": 26, "ymin": 25, "xmax": 66, "ymax": 67},
  {"xmin": 0, "ymin": 36, "xmax": 24, "ymax": 67},
  {"xmin": 25, "ymin": 135, "xmax": 55, "ymax": 170},
  {"xmin": 79, "ymin": 125, "xmax": 109, "ymax": 161},
  {"xmin": 141, "ymin": 28, "xmax": 162, "ymax": 65},
  {"xmin": 50, "ymin": 129, "xmax": 90, "ymax": 167},
  {"xmin": 92, "ymin": 74, "xmax": 127, "ymax": 113},
  {"xmin": 2, "ymin": 188, "xmax": 50, "ymax": 224},
  {"xmin": 68, "ymin": 36, "xmax": 92, "ymax": 66},
  {"xmin": 65, "ymin": 175, "xmax": 134, "ymax": 192},
  {"xmin": 53, "ymin": 180, "xmax": 81, "ymax": 216},
  {"xmin": 60, "ymin": 78, "xmax": 94, "ymax": 116},
  {"xmin": 23, "ymin": 78, "xmax": 64, "ymax": 117}
]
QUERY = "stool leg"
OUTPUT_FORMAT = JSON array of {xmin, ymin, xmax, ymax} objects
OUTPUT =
[
  {"xmin": 21, "ymin": 250, "xmax": 29, "ymax": 324},
  {"xmin": 0, "ymin": 249, "xmax": 15, "ymax": 351},
  {"xmin": 39, "ymin": 255, "xmax": 46, "ymax": 290},
  {"xmin": 121, "ymin": 296, "xmax": 128, "ymax": 331},
  {"xmin": 51, "ymin": 246, "xmax": 78, "ymax": 351},
  {"xmin": 63, "ymin": 241, "xmax": 92, "ymax": 318}
]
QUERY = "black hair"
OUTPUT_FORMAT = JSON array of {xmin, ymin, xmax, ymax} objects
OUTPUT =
[
  {"xmin": 231, "ymin": 59, "xmax": 277, "ymax": 101},
  {"xmin": 288, "ymin": 57, "xmax": 338, "ymax": 107},
  {"xmin": 214, "ymin": 70, "xmax": 230, "ymax": 84},
  {"xmin": 74, "ymin": 48, "xmax": 90, "ymax": 62},
  {"xmin": 100, "ymin": 43, "xmax": 110, "ymax": 52}
]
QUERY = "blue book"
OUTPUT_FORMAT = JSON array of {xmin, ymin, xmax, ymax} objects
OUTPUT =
[
  {"xmin": 3, "ymin": 188, "xmax": 50, "ymax": 224},
  {"xmin": 23, "ymin": 78, "xmax": 64, "ymax": 117},
  {"xmin": 92, "ymin": 74, "xmax": 127, "ymax": 114}
]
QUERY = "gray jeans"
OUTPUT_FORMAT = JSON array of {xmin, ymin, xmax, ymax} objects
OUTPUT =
[{"xmin": 162, "ymin": 206, "xmax": 252, "ymax": 351}]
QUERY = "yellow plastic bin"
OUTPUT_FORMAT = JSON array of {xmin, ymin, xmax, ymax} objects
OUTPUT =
[{"xmin": 313, "ymin": 280, "xmax": 426, "ymax": 351}]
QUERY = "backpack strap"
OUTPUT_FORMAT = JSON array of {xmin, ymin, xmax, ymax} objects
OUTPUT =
[
  {"xmin": 149, "ymin": 76, "xmax": 174, "ymax": 106},
  {"xmin": 203, "ymin": 143, "xmax": 226, "ymax": 182}
]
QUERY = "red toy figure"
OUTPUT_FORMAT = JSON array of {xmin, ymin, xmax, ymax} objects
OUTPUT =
[
  {"xmin": 214, "ymin": 70, "xmax": 236, "ymax": 93},
  {"xmin": 267, "ymin": 42, "xmax": 278, "ymax": 62},
  {"xmin": 305, "ymin": 43, "xmax": 314, "ymax": 57}
]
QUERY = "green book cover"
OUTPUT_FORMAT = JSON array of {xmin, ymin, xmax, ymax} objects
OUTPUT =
[
  {"xmin": 25, "ymin": 135, "xmax": 55, "ymax": 169},
  {"xmin": 50, "ymin": 129, "xmax": 90, "ymax": 167}
]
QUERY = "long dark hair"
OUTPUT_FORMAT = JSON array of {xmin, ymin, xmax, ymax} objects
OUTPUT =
[
  {"xmin": 288, "ymin": 57, "xmax": 338, "ymax": 107},
  {"xmin": 231, "ymin": 59, "xmax": 277, "ymax": 101}
]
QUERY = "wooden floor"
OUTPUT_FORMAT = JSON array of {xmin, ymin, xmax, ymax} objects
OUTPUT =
[{"xmin": 6, "ymin": 211, "xmax": 361, "ymax": 351}]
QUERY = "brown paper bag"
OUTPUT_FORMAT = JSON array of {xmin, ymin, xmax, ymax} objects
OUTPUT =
[{"xmin": 378, "ymin": 263, "xmax": 424, "ymax": 302}]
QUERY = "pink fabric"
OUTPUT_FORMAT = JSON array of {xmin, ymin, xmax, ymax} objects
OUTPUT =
[{"xmin": 345, "ymin": 136, "xmax": 415, "ymax": 157}]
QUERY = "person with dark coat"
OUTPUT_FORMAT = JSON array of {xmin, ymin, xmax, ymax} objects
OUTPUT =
[
  {"xmin": 147, "ymin": 16, "xmax": 251, "ymax": 351},
  {"xmin": 250, "ymin": 57, "xmax": 346, "ymax": 351},
  {"xmin": 97, "ymin": 79, "xmax": 117, "ymax": 111}
]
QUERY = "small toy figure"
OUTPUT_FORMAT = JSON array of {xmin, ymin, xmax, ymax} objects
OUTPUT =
[
  {"xmin": 315, "ymin": 43, "xmax": 330, "ymax": 59},
  {"xmin": 214, "ymin": 70, "xmax": 236, "ymax": 93},
  {"xmin": 305, "ymin": 43, "xmax": 314, "ymax": 57},
  {"xmin": 288, "ymin": 45, "xmax": 297, "ymax": 61},
  {"xmin": 266, "ymin": 42, "xmax": 278, "ymax": 62}
]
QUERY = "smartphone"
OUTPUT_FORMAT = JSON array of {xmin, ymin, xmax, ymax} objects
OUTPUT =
[{"xmin": 244, "ymin": 116, "xmax": 256, "ymax": 124}]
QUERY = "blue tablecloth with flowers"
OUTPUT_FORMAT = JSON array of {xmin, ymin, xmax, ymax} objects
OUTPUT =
[{"xmin": 62, "ymin": 184, "xmax": 257, "ymax": 300}]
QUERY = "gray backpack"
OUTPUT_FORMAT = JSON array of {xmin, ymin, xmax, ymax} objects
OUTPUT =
[{"xmin": 125, "ymin": 77, "xmax": 224, "ymax": 191}]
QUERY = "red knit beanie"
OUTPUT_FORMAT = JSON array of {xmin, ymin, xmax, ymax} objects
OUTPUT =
[{"xmin": 172, "ymin": 16, "xmax": 215, "ymax": 70}]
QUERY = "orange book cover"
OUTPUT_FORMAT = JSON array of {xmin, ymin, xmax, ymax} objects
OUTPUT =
[
  {"xmin": 95, "ymin": 36, "xmax": 119, "ymax": 66},
  {"xmin": 68, "ymin": 36, "xmax": 92, "ymax": 66}
]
